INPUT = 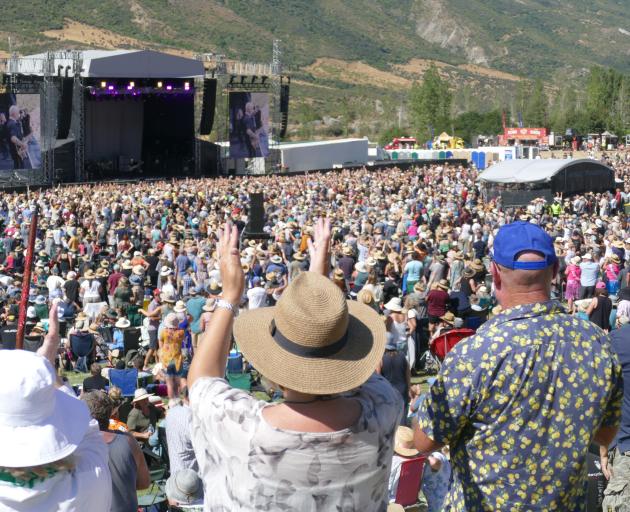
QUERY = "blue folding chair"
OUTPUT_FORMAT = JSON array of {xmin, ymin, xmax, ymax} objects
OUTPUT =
[{"xmin": 109, "ymin": 368, "xmax": 138, "ymax": 397}]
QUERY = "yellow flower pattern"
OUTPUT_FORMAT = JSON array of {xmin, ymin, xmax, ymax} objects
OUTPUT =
[{"xmin": 418, "ymin": 301, "xmax": 623, "ymax": 511}]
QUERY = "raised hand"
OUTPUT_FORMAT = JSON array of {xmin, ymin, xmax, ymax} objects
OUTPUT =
[
  {"xmin": 217, "ymin": 222, "xmax": 245, "ymax": 305},
  {"xmin": 37, "ymin": 300, "xmax": 60, "ymax": 368},
  {"xmin": 307, "ymin": 218, "xmax": 332, "ymax": 277}
]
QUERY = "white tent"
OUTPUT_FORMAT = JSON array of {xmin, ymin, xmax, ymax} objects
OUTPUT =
[{"xmin": 478, "ymin": 159, "xmax": 611, "ymax": 184}]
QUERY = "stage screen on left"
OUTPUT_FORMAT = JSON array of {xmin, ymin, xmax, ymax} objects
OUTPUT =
[
  {"xmin": 0, "ymin": 93, "xmax": 42, "ymax": 171},
  {"xmin": 228, "ymin": 92, "xmax": 270, "ymax": 159}
]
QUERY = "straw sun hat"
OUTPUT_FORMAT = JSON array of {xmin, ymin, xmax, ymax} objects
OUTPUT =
[
  {"xmin": 233, "ymin": 272, "xmax": 386, "ymax": 395},
  {"xmin": 394, "ymin": 426, "xmax": 419, "ymax": 457}
]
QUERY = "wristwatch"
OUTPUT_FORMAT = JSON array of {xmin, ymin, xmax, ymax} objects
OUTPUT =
[{"xmin": 216, "ymin": 299, "xmax": 239, "ymax": 317}]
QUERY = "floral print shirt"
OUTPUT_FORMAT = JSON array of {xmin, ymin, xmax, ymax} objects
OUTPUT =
[
  {"xmin": 190, "ymin": 374, "xmax": 402, "ymax": 511},
  {"xmin": 418, "ymin": 301, "xmax": 622, "ymax": 511}
]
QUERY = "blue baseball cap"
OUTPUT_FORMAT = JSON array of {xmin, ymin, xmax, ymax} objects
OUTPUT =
[{"xmin": 492, "ymin": 221, "xmax": 557, "ymax": 270}]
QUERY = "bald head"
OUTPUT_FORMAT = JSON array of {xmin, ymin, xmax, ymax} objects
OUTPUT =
[{"xmin": 491, "ymin": 251, "xmax": 558, "ymax": 309}]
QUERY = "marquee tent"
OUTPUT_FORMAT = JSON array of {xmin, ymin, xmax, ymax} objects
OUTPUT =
[{"xmin": 479, "ymin": 158, "xmax": 615, "ymax": 205}]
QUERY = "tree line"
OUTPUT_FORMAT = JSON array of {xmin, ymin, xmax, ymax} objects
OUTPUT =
[{"xmin": 402, "ymin": 64, "xmax": 630, "ymax": 145}]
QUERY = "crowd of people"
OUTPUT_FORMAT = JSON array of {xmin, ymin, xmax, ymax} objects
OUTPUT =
[{"xmin": 0, "ymin": 155, "xmax": 629, "ymax": 510}]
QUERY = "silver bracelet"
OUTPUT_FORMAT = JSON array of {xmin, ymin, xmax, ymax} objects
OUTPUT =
[{"xmin": 215, "ymin": 299, "xmax": 239, "ymax": 317}]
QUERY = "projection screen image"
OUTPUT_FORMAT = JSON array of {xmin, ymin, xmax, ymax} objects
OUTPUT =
[
  {"xmin": 228, "ymin": 92, "xmax": 270, "ymax": 159},
  {"xmin": 0, "ymin": 93, "xmax": 41, "ymax": 171}
]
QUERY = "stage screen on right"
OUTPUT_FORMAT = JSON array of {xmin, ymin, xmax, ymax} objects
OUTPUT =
[
  {"xmin": 228, "ymin": 92, "xmax": 270, "ymax": 159},
  {"xmin": 0, "ymin": 93, "xmax": 42, "ymax": 171}
]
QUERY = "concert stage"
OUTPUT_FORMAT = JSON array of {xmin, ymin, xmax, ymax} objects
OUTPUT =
[{"xmin": 5, "ymin": 50, "xmax": 220, "ymax": 185}]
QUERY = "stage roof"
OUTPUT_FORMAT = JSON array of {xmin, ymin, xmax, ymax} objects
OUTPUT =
[
  {"xmin": 11, "ymin": 49, "xmax": 204, "ymax": 79},
  {"xmin": 478, "ymin": 158, "xmax": 614, "ymax": 184}
]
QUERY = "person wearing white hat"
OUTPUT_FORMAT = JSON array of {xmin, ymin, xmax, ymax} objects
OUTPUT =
[
  {"xmin": 579, "ymin": 253, "xmax": 599, "ymax": 299},
  {"xmin": 127, "ymin": 388, "xmax": 160, "ymax": 443},
  {"xmin": 188, "ymin": 220, "xmax": 402, "ymax": 510},
  {"xmin": 0, "ymin": 304, "xmax": 112, "ymax": 511},
  {"xmin": 165, "ymin": 469, "xmax": 204, "ymax": 508}
]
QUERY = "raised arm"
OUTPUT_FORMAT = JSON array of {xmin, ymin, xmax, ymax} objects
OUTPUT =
[
  {"xmin": 188, "ymin": 223, "xmax": 244, "ymax": 388},
  {"xmin": 307, "ymin": 218, "xmax": 332, "ymax": 277}
]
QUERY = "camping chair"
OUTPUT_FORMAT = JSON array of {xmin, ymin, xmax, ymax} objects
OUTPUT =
[
  {"xmin": 123, "ymin": 327, "xmax": 141, "ymax": 355},
  {"xmin": 69, "ymin": 333, "xmax": 96, "ymax": 373},
  {"xmin": 0, "ymin": 327, "xmax": 17, "ymax": 350},
  {"xmin": 109, "ymin": 368, "xmax": 138, "ymax": 397},
  {"xmin": 429, "ymin": 328, "xmax": 475, "ymax": 369},
  {"xmin": 226, "ymin": 350, "xmax": 251, "ymax": 391},
  {"xmin": 394, "ymin": 455, "xmax": 427, "ymax": 508},
  {"xmin": 23, "ymin": 335, "xmax": 44, "ymax": 352},
  {"xmin": 137, "ymin": 481, "xmax": 168, "ymax": 512}
]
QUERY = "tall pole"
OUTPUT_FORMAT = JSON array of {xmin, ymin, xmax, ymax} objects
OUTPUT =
[{"xmin": 16, "ymin": 204, "xmax": 39, "ymax": 349}]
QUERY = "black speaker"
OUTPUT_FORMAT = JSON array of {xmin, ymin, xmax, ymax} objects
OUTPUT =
[
  {"xmin": 244, "ymin": 193, "xmax": 270, "ymax": 239},
  {"xmin": 199, "ymin": 78, "xmax": 217, "ymax": 135},
  {"xmin": 57, "ymin": 78, "xmax": 74, "ymax": 139},
  {"xmin": 279, "ymin": 84, "xmax": 290, "ymax": 138}
]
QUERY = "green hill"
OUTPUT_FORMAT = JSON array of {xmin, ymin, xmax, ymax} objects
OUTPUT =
[{"xmin": 3, "ymin": 0, "xmax": 630, "ymax": 138}]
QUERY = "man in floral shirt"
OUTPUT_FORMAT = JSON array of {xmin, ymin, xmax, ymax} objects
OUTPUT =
[{"xmin": 414, "ymin": 221, "xmax": 622, "ymax": 511}]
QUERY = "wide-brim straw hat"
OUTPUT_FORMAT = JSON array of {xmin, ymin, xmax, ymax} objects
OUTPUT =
[
  {"xmin": 394, "ymin": 426, "xmax": 419, "ymax": 457},
  {"xmin": 132, "ymin": 265, "xmax": 145, "ymax": 276},
  {"xmin": 84, "ymin": 269, "xmax": 95, "ymax": 279},
  {"xmin": 173, "ymin": 301, "xmax": 187, "ymax": 313},
  {"xmin": 470, "ymin": 259, "xmax": 485, "ymax": 271},
  {"xmin": 437, "ymin": 279, "xmax": 449, "ymax": 291},
  {"xmin": 293, "ymin": 252, "xmax": 306, "ymax": 261},
  {"xmin": 160, "ymin": 293, "xmax": 176, "ymax": 303},
  {"xmin": 270, "ymin": 255, "xmax": 283, "ymax": 264},
  {"xmin": 233, "ymin": 272, "xmax": 386, "ymax": 395},
  {"xmin": 122, "ymin": 260, "xmax": 133, "ymax": 270},
  {"xmin": 440, "ymin": 311, "xmax": 456, "ymax": 325},
  {"xmin": 160, "ymin": 267, "xmax": 173, "ymax": 277},
  {"xmin": 0, "ymin": 351, "xmax": 91, "ymax": 467}
]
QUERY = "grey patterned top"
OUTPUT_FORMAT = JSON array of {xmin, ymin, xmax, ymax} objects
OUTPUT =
[{"xmin": 190, "ymin": 374, "xmax": 402, "ymax": 511}]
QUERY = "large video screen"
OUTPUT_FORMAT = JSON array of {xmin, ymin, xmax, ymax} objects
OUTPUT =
[
  {"xmin": 228, "ymin": 92, "xmax": 270, "ymax": 159},
  {"xmin": 0, "ymin": 94, "xmax": 42, "ymax": 171}
]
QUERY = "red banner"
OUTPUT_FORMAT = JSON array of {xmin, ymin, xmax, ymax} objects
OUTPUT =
[{"xmin": 504, "ymin": 127, "xmax": 547, "ymax": 140}]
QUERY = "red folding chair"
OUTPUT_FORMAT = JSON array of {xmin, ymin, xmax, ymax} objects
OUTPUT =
[
  {"xmin": 429, "ymin": 328, "xmax": 475, "ymax": 367},
  {"xmin": 394, "ymin": 455, "xmax": 427, "ymax": 507}
]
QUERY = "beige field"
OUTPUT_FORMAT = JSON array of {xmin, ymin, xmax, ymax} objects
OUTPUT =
[
  {"xmin": 304, "ymin": 58, "xmax": 411, "ymax": 89},
  {"xmin": 41, "ymin": 18, "xmax": 194, "ymax": 58}
]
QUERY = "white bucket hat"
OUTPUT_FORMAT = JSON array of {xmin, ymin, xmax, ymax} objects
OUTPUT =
[
  {"xmin": 384, "ymin": 297, "xmax": 403, "ymax": 312},
  {"xmin": 0, "ymin": 351, "xmax": 91, "ymax": 467},
  {"xmin": 165, "ymin": 469, "xmax": 204, "ymax": 505}
]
